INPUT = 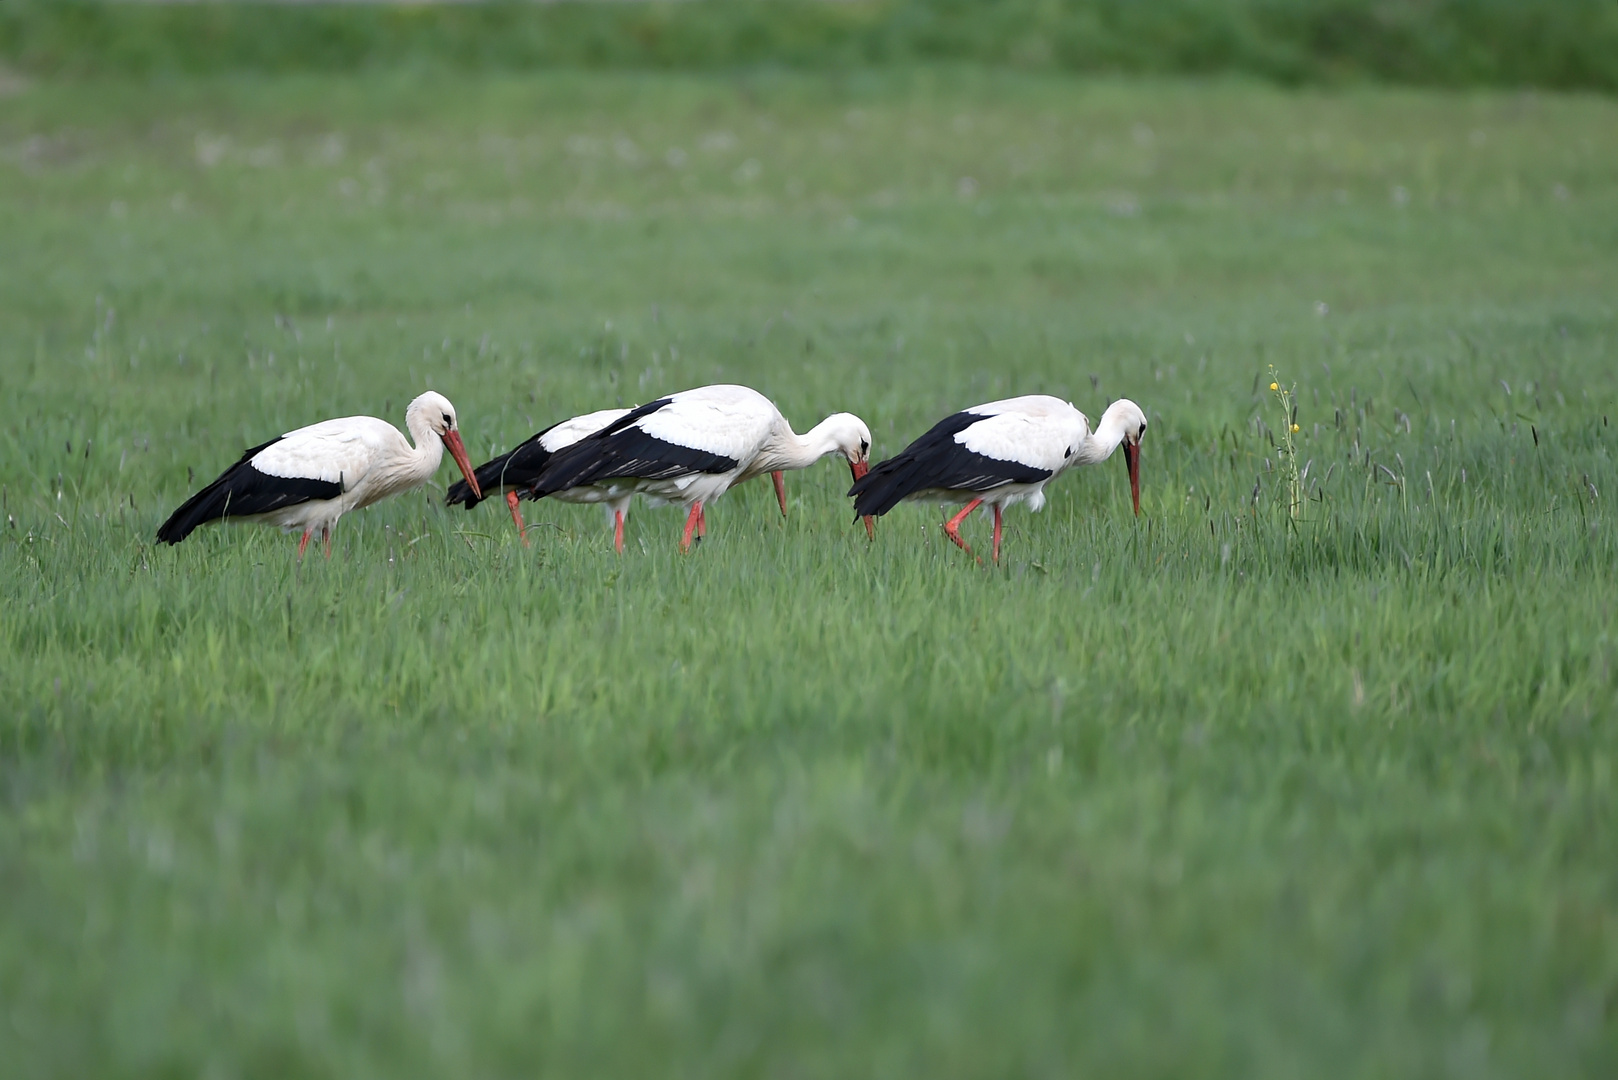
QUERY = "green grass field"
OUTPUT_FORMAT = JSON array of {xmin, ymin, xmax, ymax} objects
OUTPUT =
[{"xmin": 2, "ymin": 69, "xmax": 1616, "ymax": 1076}]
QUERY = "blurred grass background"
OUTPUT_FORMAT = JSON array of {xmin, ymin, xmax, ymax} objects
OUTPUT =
[
  {"xmin": 3, "ymin": 3, "xmax": 1617, "ymax": 1078},
  {"xmin": 2, "ymin": 0, "xmax": 1617, "ymax": 90}
]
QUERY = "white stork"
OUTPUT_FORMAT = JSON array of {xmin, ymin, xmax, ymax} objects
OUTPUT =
[
  {"xmin": 849, "ymin": 395, "xmax": 1147, "ymax": 562},
  {"xmin": 446, "ymin": 408, "xmax": 796, "ymax": 552},
  {"xmin": 447, "ymin": 407, "xmax": 640, "ymax": 550},
  {"xmin": 520, "ymin": 384, "xmax": 874, "ymax": 552},
  {"xmin": 156, "ymin": 390, "xmax": 481, "ymax": 558}
]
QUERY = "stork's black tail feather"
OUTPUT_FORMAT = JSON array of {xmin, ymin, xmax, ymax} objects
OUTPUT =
[
  {"xmin": 156, "ymin": 437, "xmax": 341, "ymax": 544},
  {"xmin": 446, "ymin": 448, "xmax": 523, "ymax": 510},
  {"xmin": 846, "ymin": 457, "xmax": 922, "ymax": 519},
  {"xmin": 848, "ymin": 409, "xmax": 1052, "ymax": 520},
  {"xmin": 524, "ymin": 398, "xmax": 737, "ymax": 499},
  {"xmin": 446, "ymin": 424, "xmax": 564, "ymax": 510},
  {"xmin": 847, "ymin": 411, "xmax": 983, "ymax": 518}
]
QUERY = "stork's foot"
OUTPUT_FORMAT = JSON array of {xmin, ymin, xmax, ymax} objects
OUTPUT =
[
  {"xmin": 941, "ymin": 521, "xmax": 973, "ymax": 555},
  {"xmin": 943, "ymin": 498, "xmax": 984, "ymax": 565},
  {"xmin": 506, "ymin": 491, "xmax": 530, "ymax": 548},
  {"xmin": 680, "ymin": 502, "xmax": 703, "ymax": 554}
]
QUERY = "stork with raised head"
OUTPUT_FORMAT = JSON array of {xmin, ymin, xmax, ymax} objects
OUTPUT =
[
  {"xmin": 156, "ymin": 391, "xmax": 481, "ymax": 558},
  {"xmin": 520, "ymin": 384, "xmax": 874, "ymax": 552},
  {"xmin": 849, "ymin": 395, "xmax": 1146, "ymax": 562}
]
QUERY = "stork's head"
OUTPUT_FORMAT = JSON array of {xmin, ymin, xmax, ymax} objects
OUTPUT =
[
  {"xmin": 408, "ymin": 390, "xmax": 461, "ymax": 436},
  {"xmin": 816, "ymin": 412, "xmax": 875, "ymax": 538},
  {"xmin": 408, "ymin": 390, "xmax": 481, "ymax": 500},
  {"xmin": 1102, "ymin": 398, "xmax": 1148, "ymax": 517},
  {"xmin": 820, "ymin": 413, "xmax": 873, "ymax": 475}
]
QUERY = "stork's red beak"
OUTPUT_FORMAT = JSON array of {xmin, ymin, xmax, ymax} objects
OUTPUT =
[
  {"xmin": 443, "ymin": 429, "xmax": 481, "ymax": 501},
  {"xmin": 1123, "ymin": 440, "xmax": 1141, "ymax": 517},
  {"xmin": 772, "ymin": 470, "xmax": 788, "ymax": 518},
  {"xmin": 850, "ymin": 460, "xmax": 875, "ymax": 539}
]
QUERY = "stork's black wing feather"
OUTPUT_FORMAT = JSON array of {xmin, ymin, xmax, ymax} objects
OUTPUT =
[
  {"xmin": 156, "ymin": 437, "xmax": 343, "ymax": 544},
  {"xmin": 523, "ymin": 398, "xmax": 738, "ymax": 499},
  {"xmin": 848, "ymin": 410, "xmax": 1053, "ymax": 518},
  {"xmin": 446, "ymin": 420, "xmax": 564, "ymax": 510}
]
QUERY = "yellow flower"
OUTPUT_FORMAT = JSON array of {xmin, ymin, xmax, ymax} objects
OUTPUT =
[
  {"xmin": 1292, "ymin": 423, "xmax": 1300, "ymax": 432},
  {"xmin": 1270, "ymin": 382, "xmax": 1279, "ymax": 391}
]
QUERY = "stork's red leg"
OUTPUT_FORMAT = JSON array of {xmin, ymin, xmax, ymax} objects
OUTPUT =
[
  {"xmin": 297, "ymin": 528, "xmax": 313, "ymax": 561},
  {"xmin": 322, "ymin": 527, "xmax": 332, "ymax": 560},
  {"xmin": 680, "ymin": 502, "xmax": 702, "ymax": 553},
  {"xmin": 506, "ymin": 491, "xmax": 529, "ymax": 547},
  {"xmin": 613, "ymin": 509, "xmax": 625, "ymax": 554},
  {"xmin": 696, "ymin": 503, "xmax": 707, "ymax": 539},
  {"xmin": 992, "ymin": 503, "xmax": 1004, "ymax": 564},
  {"xmin": 943, "ymin": 498, "xmax": 983, "ymax": 559},
  {"xmin": 772, "ymin": 470, "xmax": 788, "ymax": 518}
]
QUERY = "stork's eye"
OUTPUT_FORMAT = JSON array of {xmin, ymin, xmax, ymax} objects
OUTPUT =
[
  {"xmin": 442, "ymin": 412, "xmax": 453, "ymax": 426},
  {"xmin": 859, "ymin": 438, "xmax": 869, "ymax": 453}
]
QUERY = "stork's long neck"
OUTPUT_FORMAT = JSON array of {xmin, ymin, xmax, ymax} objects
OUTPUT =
[
  {"xmin": 401, "ymin": 409, "xmax": 446, "ymax": 485},
  {"xmin": 755, "ymin": 416, "xmax": 843, "ymax": 473},
  {"xmin": 1076, "ymin": 407, "xmax": 1130, "ymax": 466}
]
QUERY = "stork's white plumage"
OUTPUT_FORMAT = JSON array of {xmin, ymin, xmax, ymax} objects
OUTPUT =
[
  {"xmin": 156, "ymin": 391, "xmax": 481, "ymax": 558},
  {"xmin": 522, "ymin": 384, "xmax": 875, "ymax": 552},
  {"xmin": 446, "ymin": 407, "xmax": 640, "ymax": 550},
  {"xmin": 849, "ymin": 395, "xmax": 1147, "ymax": 562}
]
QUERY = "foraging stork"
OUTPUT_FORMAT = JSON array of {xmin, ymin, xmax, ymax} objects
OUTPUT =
[
  {"xmin": 156, "ymin": 390, "xmax": 481, "ymax": 558},
  {"xmin": 849, "ymin": 395, "xmax": 1146, "ymax": 562},
  {"xmin": 447, "ymin": 408, "xmax": 632, "ymax": 549},
  {"xmin": 521, "ymin": 384, "xmax": 874, "ymax": 552},
  {"xmin": 446, "ymin": 407, "xmax": 792, "ymax": 552}
]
